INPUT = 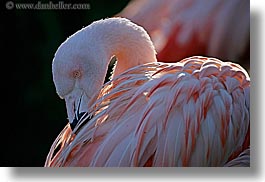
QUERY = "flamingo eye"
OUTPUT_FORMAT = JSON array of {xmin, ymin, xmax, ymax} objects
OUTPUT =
[{"xmin": 73, "ymin": 70, "xmax": 81, "ymax": 78}]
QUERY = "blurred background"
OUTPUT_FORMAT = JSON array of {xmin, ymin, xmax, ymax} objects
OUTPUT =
[{"xmin": 2, "ymin": 0, "xmax": 249, "ymax": 166}]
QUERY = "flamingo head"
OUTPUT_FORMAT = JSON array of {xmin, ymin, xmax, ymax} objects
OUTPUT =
[
  {"xmin": 52, "ymin": 17, "xmax": 157, "ymax": 129},
  {"xmin": 52, "ymin": 26, "xmax": 107, "ymax": 128}
]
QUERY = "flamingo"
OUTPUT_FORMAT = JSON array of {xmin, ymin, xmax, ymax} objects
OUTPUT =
[
  {"xmin": 45, "ymin": 17, "xmax": 250, "ymax": 167},
  {"xmin": 117, "ymin": 0, "xmax": 250, "ymax": 69}
]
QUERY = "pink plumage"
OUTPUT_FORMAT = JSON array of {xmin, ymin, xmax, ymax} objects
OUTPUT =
[
  {"xmin": 46, "ymin": 54, "xmax": 250, "ymax": 166},
  {"xmin": 118, "ymin": 0, "xmax": 249, "ymax": 69}
]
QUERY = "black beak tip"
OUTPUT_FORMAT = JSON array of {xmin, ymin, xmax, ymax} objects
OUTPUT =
[
  {"xmin": 70, "ymin": 112, "xmax": 93, "ymax": 131},
  {"xmin": 70, "ymin": 118, "xmax": 78, "ymax": 131}
]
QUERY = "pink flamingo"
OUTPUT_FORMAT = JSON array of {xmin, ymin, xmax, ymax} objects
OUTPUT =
[
  {"xmin": 117, "ymin": 0, "xmax": 249, "ymax": 69},
  {"xmin": 45, "ymin": 18, "xmax": 250, "ymax": 167}
]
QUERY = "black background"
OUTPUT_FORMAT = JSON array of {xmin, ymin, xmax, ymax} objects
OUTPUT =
[
  {"xmin": 1, "ymin": 0, "xmax": 250, "ymax": 167},
  {"xmin": 2, "ymin": 0, "xmax": 130, "ymax": 167}
]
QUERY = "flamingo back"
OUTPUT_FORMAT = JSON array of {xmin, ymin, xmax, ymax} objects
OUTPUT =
[{"xmin": 45, "ymin": 56, "xmax": 250, "ymax": 167}]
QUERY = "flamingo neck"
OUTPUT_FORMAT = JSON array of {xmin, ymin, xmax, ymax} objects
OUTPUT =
[{"xmin": 89, "ymin": 18, "xmax": 157, "ymax": 78}]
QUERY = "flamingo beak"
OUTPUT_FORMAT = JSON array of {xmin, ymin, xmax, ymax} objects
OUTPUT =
[
  {"xmin": 64, "ymin": 90, "xmax": 90, "ymax": 129},
  {"xmin": 71, "ymin": 95, "xmax": 88, "ymax": 130}
]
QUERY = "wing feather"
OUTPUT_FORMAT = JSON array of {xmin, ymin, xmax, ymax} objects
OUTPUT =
[{"xmin": 45, "ymin": 56, "xmax": 250, "ymax": 167}]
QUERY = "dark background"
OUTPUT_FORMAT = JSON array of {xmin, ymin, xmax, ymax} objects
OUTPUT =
[
  {"xmin": 2, "ymin": 0, "xmax": 250, "ymax": 167},
  {"xmin": 2, "ymin": 0, "xmax": 130, "ymax": 167}
]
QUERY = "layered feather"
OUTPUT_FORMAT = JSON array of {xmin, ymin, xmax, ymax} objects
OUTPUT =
[{"xmin": 45, "ymin": 56, "xmax": 250, "ymax": 167}]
